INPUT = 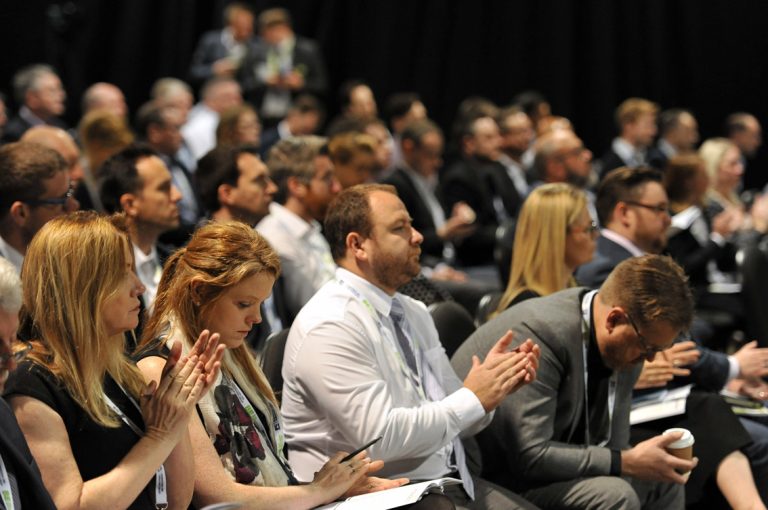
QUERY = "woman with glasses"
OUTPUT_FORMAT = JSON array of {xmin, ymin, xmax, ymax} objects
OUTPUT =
[
  {"xmin": 5, "ymin": 211, "xmax": 224, "ymax": 509},
  {"xmin": 135, "ymin": 221, "xmax": 456, "ymax": 510},
  {"xmin": 493, "ymin": 183, "xmax": 597, "ymax": 317}
]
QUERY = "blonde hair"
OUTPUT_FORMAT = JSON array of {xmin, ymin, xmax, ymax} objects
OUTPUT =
[
  {"xmin": 140, "ymin": 221, "xmax": 281, "ymax": 405},
  {"xmin": 495, "ymin": 183, "xmax": 588, "ymax": 315},
  {"xmin": 20, "ymin": 211, "xmax": 145, "ymax": 427},
  {"xmin": 616, "ymin": 97, "xmax": 659, "ymax": 127},
  {"xmin": 698, "ymin": 137, "xmax": 741, "ymax": 204}
]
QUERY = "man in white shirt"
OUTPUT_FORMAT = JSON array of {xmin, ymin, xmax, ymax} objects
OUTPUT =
[
  {"xmin": 257, "ymin": 136, "xmax": 341, "ymax": 319},
  {"xmin": 98, "ymin": 144, "xmax": 182, "ymax": 310},
  {"xmin": 0, "ymin": 142, "xmax": 79, "ymax": 274},
  {"xmin": 182, "ymin": 77, "xmax": 243, "ymax": 160},
  {"xmin": 281, "ymin": 183, "xmax": 541, "ymax": 510}
]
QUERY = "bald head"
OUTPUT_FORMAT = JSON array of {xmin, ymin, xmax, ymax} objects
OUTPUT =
[
  {"xmin": 21, "ymin": 126, "xmax": 83, "ymax": 185},
  {"xmin": 82, "ymin": 82, "xmax": 127, "ymax": 118}
]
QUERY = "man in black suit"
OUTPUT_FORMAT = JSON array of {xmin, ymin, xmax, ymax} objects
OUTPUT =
[
  {"xmin": 440, "ymin": 115, "xmax": 522, "ymax": 268},
  {"xmin": 597, "ymin": 98, "xmax": 663, "ymax": 177},
  {"xmin": 188, "ymin": 3, "xmax": 256, "ymax": 86},
  {"xmin": 0, "ymin": 257, "xmax": 57, "ymax": 509},
  {"xmin": 239, "ymin": 8, "xmax": 328, "ymax": 124},
  {"xmin": 1, "ymin": 64, "xmax": 68, "ymax": 144},
  {"xmin": 384, "ymin": 119, "xmax": 474, "ymax": 267},
  {"xmin": 653, "ymin": 109, "xmax": 700, "ymax": 170}
]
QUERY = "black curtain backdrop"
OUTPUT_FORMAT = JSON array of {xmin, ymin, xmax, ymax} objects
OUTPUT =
[{"xmin": 1, "ymin": 0, "xmax": 767, "ymax": 187}]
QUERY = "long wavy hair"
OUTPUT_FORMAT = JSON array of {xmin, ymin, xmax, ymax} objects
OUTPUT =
[
  {"xmin": 495, "ymin": 183, "xmax": 588, "ymax": 315},
  {"xmin": 20, "ymin": 211, "xmax": 146, "ymax": 427},
  {"xmin": 140, "ymin": 221, "xmax": 281, "ymax": 405}
]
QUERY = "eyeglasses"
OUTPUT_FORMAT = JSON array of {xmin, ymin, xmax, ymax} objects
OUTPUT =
[
  {"xmin": 0, "ymin": 341, "xmax": 32, "ymax": 368},
  {"xmin": 569, "ymin": 220, "xmax": 600, "ymax": 236},
  {"xmin": 624, "ymin": 201, "xmax": 669, "ymax": 215},
  {"xmin": 24, "ymin": 182, "xmax": 75, "ymax": 208},
  {"xmin": 624, "ymin": 312, "xmax": 665, "ymax": 356}
]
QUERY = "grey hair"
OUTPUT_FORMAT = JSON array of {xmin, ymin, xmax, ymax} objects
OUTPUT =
[
  {"xmin": 13, "ymin": 64, "xmax": 57, "ymax": 105},
  {"xmin": 0, "ymin": 258, "xmax": 21, "ymax": 313}
]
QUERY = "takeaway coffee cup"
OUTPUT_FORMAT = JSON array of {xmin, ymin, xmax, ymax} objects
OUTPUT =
[{"xmin": 663, "ymin": 428, "xmax": 695, "ymax": 481}]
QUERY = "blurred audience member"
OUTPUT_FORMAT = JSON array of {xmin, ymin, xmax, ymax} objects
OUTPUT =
[
  {"xmin": 216, "ymin": 104, "xmax": 261, "ymax": 148},
  {"xmin": 654, "ymin": 108, "xmax": 699, "ymax": 168},
  {"xmin": 0, "ymin": 142, "xmax": 78, "ymax": 273},
  {"xmin": 328, "ymin": 131, "xmax": 378, "ymax": 188},
  {"xmin": 183, "ymin": 77, "xmax": 243, "ymax": 160},
  {"xmin": 2, "ymin": 64, "xmax": 67, "ymax": 143},
  {"xmin": 81, "ymin": 82, "xmax": 128, "ymax": 118},
  {"xmin": 598, "ymin": 97, "xmax": 661, "ymax": 177},
  {"xmin": 189, "ymin": 2, "xmax": 256, "ymax": 85},
  {"xmin": 497, "ymin": 106, "xmax": 534, "ymax": 198},
  {"xmin": 151, "ymin": 78, "xmax": 194, "ymax": 119},
  {"xmin": 240, "ymin": 7, "xmax": 328, "ymax": 124},
  {"xmin": 260, "ymin": 93, "xmax": 323, "ymax": 158}
]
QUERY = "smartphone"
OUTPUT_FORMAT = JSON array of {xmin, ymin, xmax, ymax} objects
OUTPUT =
[{"xmin": 341, "ymin": 436, "xmax": 383, "ymax": 462}]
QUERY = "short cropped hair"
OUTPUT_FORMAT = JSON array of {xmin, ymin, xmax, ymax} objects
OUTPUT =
[
  {"xmin": 600, "ymin": 254, "xmax": 693, "ymax": 332},
  {"xmin": 196, "ymin": 144, "xmax": 260, "ymax": 213},
  {"xmin": 615, "ymin": 98, "xmax": 659, "ymax": 128},
  {"xmin": 328, "ymin": 132, "xmax": 376, "ymax": 164},
  {"xmin": 401, "ymin": 119, "xmax": 442, "ymax": 147},
  {"xmin": 0, "ymin": 142, "xmax": 66, "ymax": 219},
  {"xmin": 98, "ymin": 144, "xmax": 158, "ymax": 213},
  {"xmin": 325, "ymin": 183, "xmax": 396, "ymax": 261},
  {"xmin": 595, "ymin": 166, "xmax": 663, "ymax": 226},
  {"xmin": 266, "ymin": 136, "xmax": 327, "ymax": 204}
]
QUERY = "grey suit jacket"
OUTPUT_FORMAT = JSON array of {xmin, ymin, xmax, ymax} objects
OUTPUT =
[
  {"xmin": 575, "ymin": 234, "xmax": 731, "ymax": 391},
  {"xmin": 451, "ymin": 288, "xmax": 641, "ymax": 490}
]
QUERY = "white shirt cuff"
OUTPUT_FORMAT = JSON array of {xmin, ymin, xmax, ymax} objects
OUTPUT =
[
  {"xmin": 710, "ymin": 232, "xmax": 726, "ymax": 247},
  {"xmin": 727, "ymin": 355, "xmax": 740, "ymax": 382},
  {"xmin": 443, "ymin": 387, "xmax": 487, "ymax": 430}
]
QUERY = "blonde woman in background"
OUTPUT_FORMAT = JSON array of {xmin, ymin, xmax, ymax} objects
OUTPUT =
[{"xmin": 494, "ymin": 183, "xmax": 597, "ymax": 315}]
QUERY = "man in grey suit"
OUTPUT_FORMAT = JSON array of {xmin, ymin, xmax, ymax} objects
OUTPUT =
[{"xmin": 452, "ymin": 255, "xmax": 697, "ymax": 509}]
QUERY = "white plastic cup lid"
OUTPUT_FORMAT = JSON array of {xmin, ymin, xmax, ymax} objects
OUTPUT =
[{"xmin": 663, "ymin": 427, "xmax": 695, "ymax": 449}]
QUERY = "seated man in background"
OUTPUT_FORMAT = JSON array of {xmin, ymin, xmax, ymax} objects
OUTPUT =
[
  {"xmin": 282, "ymin": 183, "xmax": 541, "ymax": 510},
  {"xmin": 0, "ymin": 257, "xmax": 57, "ymax": 509},
  {"xmin": 452, "ymin": 255, "xmax": 696, "ymax": 509},
  {"xmin": 257, "ymin": 136, "xmax": 340, "ymax": 320},
  {"xmin": 0, "ymin": 142, "xmax": 78, "ymax": 273}
]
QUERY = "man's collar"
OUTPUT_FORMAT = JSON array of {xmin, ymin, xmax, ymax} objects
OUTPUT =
[
  {"xmin": 600, "ymin": 229, "xmax": 645, "ymax": 257},
  {"xmin": 267, "ymin": 202, "xmax": 316, "ymax": 236},
  {"xmin": 336, "ymin": 267, "xmax": 395, "ymax": 318}
]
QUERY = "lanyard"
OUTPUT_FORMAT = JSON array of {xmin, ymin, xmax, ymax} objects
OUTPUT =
[
  {"xmin": 580, "ymin": 290, "xmax": 617, "ymax": 448},
  {"xmin": 104, "ymin": 389, "xmax": 168, "ymax": 510},
  {"xmin": 0, "ymin": 455, "xmax": 14, "ymax": 510},
  {"xmin": 221, "ymin": 372, "xmax": 296, "ymax": 482},
  {"xmin": 336, "ymin": 278, "xmax": 427, "ymax": 399}
]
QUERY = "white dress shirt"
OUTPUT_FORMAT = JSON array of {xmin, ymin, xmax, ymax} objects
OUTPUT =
[
  {"xmin": 0, "ymin": 235, "xmax": 23, "ymax": 274},
  {"xmin": 281, "ymin": 267, "xmax": 491, "ymax": 483},
  {"xmin": 133, "ymin": 243, "xmax": 161, "ymax": 310},
  {"xmin": 182, "ymin": 103, "xmax": 219, "ymax": 160},
  {"xmin": 256, "ymin": 203, "xmax": 336, "ymax": 317}
]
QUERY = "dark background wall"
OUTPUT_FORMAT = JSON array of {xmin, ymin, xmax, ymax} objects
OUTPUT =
[{"xmin": 1, "ymin": 0, "xmax": 767, "ymax": 188}]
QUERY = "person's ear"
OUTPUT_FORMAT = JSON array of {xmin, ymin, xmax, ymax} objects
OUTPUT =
[
  {"xmin": 120, "ymin": 193, "xmax": 139, "ymax": 217},
  {"xmin": 604, "ymin": 307, "xmax": 626, "ymax": 334},
  {"xmin": 346, "ymin": 232, "xmax": 367, "ymax": 260},
  {"xmin": 287, "ymin": 175, "xmax": 306, "ymax": 198},
  {"xmin": 218, "ymin": 183, "xmax": 235, "ymax": 206},
  {"xmin": 8, "ymin": 201, "xmax": 29, "ymax": 228}
]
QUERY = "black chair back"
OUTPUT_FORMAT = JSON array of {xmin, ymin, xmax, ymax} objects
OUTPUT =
[
  {"xmin": 260, "ymin": 329, "xmax": 290, "ymax": 398},
  {"xmin": 428, "ymin": 300, "xmax": 476, "ymax": 358}
]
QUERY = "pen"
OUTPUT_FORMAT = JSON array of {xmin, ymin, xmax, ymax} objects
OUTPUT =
[{"xmin": 341, "ymin": 436, "xmax": 383, "ymax": 462}]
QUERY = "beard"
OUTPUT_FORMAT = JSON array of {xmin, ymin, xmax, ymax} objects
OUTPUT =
[{"xmin": 372, "ymin": 249, "xmax": 422, "ymax": 291}]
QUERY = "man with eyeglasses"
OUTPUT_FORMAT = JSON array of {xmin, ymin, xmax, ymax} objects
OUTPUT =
[
  {"xmin": 0, "ymin": 257, "xmax": 57, "ymax": 508},
  {"xmin": 452, "ymin": 255, "xmax": 696, "ymax": 509},
  {"xmin": 0, "ymin": 142, "xmax": 79, "ymax": 274},
  {"xmin": 576, "ymin": 166, "xmax": 768, "ymax": 505},
  {"xmin": 257, "ymin": 136, "xmax": 341, "ymax": 319}
]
